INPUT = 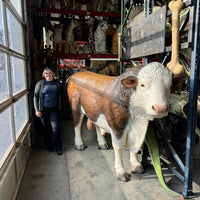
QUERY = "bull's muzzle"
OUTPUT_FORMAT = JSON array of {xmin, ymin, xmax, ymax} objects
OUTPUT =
[{"xmin": 152, "ymin": 105, "xmax": 168, "ymax": 114}]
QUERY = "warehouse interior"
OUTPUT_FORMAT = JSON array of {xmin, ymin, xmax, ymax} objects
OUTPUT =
[{"xmin": 0, "ymin": 0, "xmax": 200, "ymax": 200}]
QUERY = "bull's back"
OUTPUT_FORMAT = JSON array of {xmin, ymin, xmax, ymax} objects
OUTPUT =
[
  {"xmin": 68, "ymin": 71, "xmax": 116, "ymax": 88},
  {"xmin": 67, "ymin": 71, "xmax": 116, "ymax": 96}
]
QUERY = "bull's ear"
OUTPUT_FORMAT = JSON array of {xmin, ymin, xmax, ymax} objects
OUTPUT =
[{"xmin": 121, "ymin": 76, "xmax": 138, "ymax": 88}]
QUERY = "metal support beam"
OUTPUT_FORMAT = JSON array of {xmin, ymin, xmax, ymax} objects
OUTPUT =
[
  {"xmin": 183, "ymin": 0, "xmax": 200, "ymax": 198},
  {"xmin": 120, "ymin": 0, "xmax": 125, "ymax": 74}
]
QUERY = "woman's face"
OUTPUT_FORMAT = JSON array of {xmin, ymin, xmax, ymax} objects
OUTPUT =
[{"xmin": 43, "ymin": 70, "xmax": 54, "ymax": 81}]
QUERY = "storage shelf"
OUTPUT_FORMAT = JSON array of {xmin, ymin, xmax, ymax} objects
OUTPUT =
[
  {"xmin": 38, "ymin": 8, "xmax": 121, "ymax": 18},
  {"xmin": 57, "ymin": 66, "xmax": 88, "ymax": 70},
  {"xmin": 52, "ymin": 53, "xmax": 119, "ymax": 60}
]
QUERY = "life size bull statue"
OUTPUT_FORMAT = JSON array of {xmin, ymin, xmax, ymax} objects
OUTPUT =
[{"xmin": 67, "ymin": 62, "xmax": 172, "ymax": 182}]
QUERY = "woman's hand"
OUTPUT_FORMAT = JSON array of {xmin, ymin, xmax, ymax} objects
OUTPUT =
[{"xmin": 36, "ymin": 111, "xmax": 42, "ymax": 118}]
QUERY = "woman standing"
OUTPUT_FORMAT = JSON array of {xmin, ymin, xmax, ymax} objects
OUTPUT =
[{"xmin": 33, "ymin": 67, "xmax": 63, "ymax": 155}]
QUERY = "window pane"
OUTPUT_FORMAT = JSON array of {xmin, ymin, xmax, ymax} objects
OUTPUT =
[
  {"xmin": 11, "ymin": 56, "xmax": 26, "ymax": 94},
  {"xmin": 14, "ymin": 95, "xmax": 28, "ymax": 137},
  {"xmin": 0, "ymin": 107, "xmax": 13, "ymax": 165},
  {"xmin": 0, "ymin": 52, "xmax": 9, "ymax": 102},
  {"xmin": 6, "ymin": 8, "xmax": 24, "ymax": 54},
  {"xmin": 0, "ymin": 1, "xmax": 5, "ymax": 45},
  {"xmin": 10, "ymin": 0, "xmax": 22, "ymax": 17}
]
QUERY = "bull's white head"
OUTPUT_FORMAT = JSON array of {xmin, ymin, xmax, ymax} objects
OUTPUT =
[{"xmin": 121, "ymin": 62, "xmax": 172, "ymax": 120}]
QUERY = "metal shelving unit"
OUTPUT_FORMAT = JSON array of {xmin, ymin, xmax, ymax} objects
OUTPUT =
[
  {"xmin": 120, "ymin": 0, "xmax": 200, "ymax": 198},
  {"xmin": 38, "ymin": 8, "xmax": 121, "ymax": 60},
  {"xmin": 38, "ymin": 8, "xmax": 121, "ymax": 18},
  {"xmin": 52, "ymin": 53, "xmax": 118, "ymax": 60}
]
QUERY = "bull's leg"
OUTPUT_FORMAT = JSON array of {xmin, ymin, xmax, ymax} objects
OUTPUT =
[
  {"xmin": 112, "ymin": 135, "xmax": 131, "ymax": 182},
  {"xmin": 130, "ymin": 152, "xmax": 144, "ymax": 174},
  {"xmin": 126, "ymin": 117, "xmax": 149, "ymax": 174},
  {"xmin": 95, "ymin": 126, "xmax": 109, "ymax": 150},
  {"xmin": 74, "ymin": 113, "xmax": 86, "ymax": 150}
]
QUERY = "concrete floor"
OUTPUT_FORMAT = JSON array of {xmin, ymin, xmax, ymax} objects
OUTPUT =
[{"xmin": 17, "ymin": 118, "xmax": 200, "ymax": 200}]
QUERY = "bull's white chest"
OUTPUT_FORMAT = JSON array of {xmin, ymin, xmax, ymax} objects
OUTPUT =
[
  {"xmin": 125, "ymin": 115, "xmax": 149, "ymax": 152},
  {"xmin": 94, "ymin": 114, "xmax": 111, "ymax": 133},
  {"xmin": 81, "ymin": 106, "xmax": 111, "ymax": 133}
]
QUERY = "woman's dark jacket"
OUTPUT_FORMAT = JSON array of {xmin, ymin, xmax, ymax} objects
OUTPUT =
[{"xmin": 33, "ymin": 79, "xmax": 62, "ymax": 113}]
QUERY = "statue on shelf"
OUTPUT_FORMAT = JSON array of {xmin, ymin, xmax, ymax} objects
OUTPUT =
[
  {"xmin": 64, "ymin": 19, "xmax": 79, "ymax": 54},
  {"xmin": 43, "ymin": 27, "xmax": 53, "ymax": 49},
  {"xmin": 94, "ymin": 20, "xmax": 108, "ymax": 54},
  {"xmin": 111, "ymin": 24, "xmax": 120, "ymax": 54},
  {"xmin": 53, "ymin": 23, "xmax": 63, "ymax": 52},
  {"xmin": 86, "ymin": 17, "xmax": 95, "ymax": 54}
]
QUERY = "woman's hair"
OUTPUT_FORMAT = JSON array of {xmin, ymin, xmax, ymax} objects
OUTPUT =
[{"xmin": 42, "ymin": 67, "xmax": 54, "ymax": 77}]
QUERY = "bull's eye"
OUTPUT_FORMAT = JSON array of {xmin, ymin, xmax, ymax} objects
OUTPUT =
[
  {"xmin": 129, "ymin": 80, "xmax": 135, "ymax": 84},
  {"xmin": 140, "ymin": 84, "xmax": 145, "ymax": 87}
]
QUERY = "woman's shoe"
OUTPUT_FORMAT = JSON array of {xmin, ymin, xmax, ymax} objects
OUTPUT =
[{"xmin": 56, "ymin": 150, "xmax": 63, "ymax": 156}]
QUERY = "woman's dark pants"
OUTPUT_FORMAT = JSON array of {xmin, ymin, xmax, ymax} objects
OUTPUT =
[{"xmin": 40, "ymin": 107, "xmax": 62, "ymax": 152}]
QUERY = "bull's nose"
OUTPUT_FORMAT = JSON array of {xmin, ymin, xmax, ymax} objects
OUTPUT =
[{"xmin": 152, "ymin": 105, "xmax": 168, "ymax": 113}]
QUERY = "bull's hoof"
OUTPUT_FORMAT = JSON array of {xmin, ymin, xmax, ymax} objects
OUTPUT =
[
  {"xmin": 116, "ymin": 172, "xmax": 131, "ymax": 182},
  {"xmin": 98, "ymin": 143, "xmax": 109, "ymax": 150},
  {"xmin": 131, "ymin": 164, "xmax": 144, "ymax": 174},
  {"xmin": 74, "ymin": 144, "xmax": 87, "ymax": 151}
]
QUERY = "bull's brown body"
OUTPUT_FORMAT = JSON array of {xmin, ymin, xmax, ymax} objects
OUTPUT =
[{"xmin": 67, "ymin": 70, "xmax": 138, "ymax": 139}]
